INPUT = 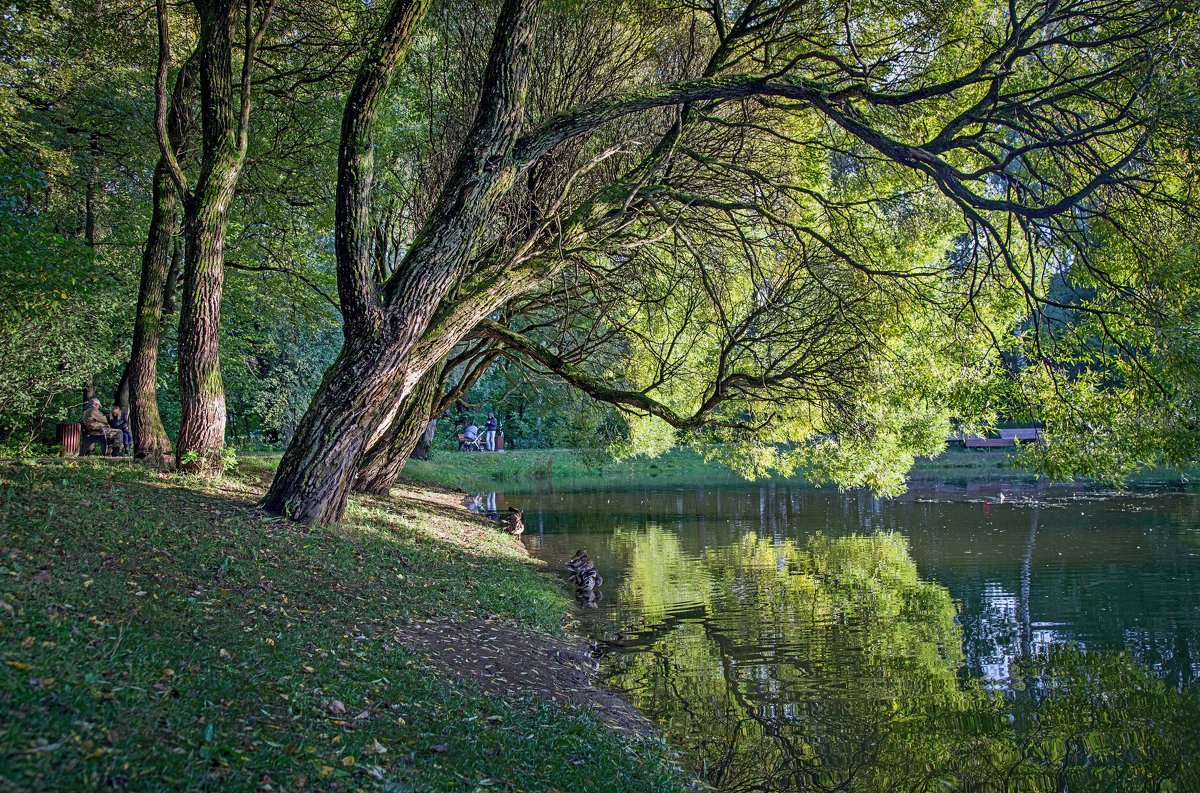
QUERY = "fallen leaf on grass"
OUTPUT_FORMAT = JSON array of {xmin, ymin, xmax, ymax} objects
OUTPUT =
[
  {"xmin": 327, "ymin": 700, "xmax": 347, "ymax": 715},
  {"xmin": 430, "ymin": 743, "xmax": 449, "ymax": 753}
]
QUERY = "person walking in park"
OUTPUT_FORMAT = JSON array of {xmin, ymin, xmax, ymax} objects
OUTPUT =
[{"xmin": 485, "ymin": 413, "xmax": 498, "ymax": 452}]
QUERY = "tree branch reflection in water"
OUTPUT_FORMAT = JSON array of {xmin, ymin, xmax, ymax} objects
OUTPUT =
[{"xmin": 597, "ymin": 530, "xmax": 1200, "ymax": 791}]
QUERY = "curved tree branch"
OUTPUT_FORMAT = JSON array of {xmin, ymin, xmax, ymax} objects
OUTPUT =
[{"xmin": 155, "ymin": 0, "xmax": 189, "ymax": 197}]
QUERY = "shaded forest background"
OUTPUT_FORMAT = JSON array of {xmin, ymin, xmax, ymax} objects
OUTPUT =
[
  {"xmin": 0, "ymin": 1, "xmax": 615, "ymax": 455},
  {"xmin": 4, "ymin": 0, "xmax": 1200, "ymax": 514}
]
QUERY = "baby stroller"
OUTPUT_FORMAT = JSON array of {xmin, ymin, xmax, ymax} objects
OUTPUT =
[{"xmin": 458, "ymin": 432, "xmax": 486, "ymax": 451}]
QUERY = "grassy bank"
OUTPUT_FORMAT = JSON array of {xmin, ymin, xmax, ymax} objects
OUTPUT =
[
  {"xmin": 404, "ymin": 446, "xmax": 1200, "ymax": 493},
  {"xmin": 403, "ymin": 447, "xmax": 746, "ymax": 492},
  {"xmin": 0, "ymin": 458, "xmax": 687, "ymax": 792},
  {"xmin": 402, "ymin": 446, "xmax": 1034, "ymax": 493}
]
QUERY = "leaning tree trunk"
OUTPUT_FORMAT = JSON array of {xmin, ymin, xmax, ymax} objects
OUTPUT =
[
  {"xmin": 261, "ymin": 333, "xmax": 425, "ymax": 522},
  {"xmin": 354, "ymin": 364, "xmax": 443, "ymax": 495},
  {"xmin": 263, "ymin": 0, "xmax": 537, "ymax": 524}
]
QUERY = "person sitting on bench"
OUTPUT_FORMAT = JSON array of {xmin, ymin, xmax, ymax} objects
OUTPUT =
[
  {"xmin": 82, "ymin": 398, "xmax": 121, "ymax": 454},
  {"xmin": 108, "ymin": 406, "xmax": 132, "ymax": 454}
]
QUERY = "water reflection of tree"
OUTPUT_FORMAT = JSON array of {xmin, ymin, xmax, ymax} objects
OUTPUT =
[{"xmin": 600, "ymin": 530, "xmax": 1200, "ymax": 791}]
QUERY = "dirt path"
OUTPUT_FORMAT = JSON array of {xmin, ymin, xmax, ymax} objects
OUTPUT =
[
  {"xmin": 395, "ymin": 616, "xmax": 657, "ymax": 738},
  {"xmin": 380, "ymin": 481, "xmax": 661, "ymax": 737}
]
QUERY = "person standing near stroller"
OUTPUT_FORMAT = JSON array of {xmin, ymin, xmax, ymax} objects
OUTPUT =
[{"xmin": 485, "ymin": 413, "xmax": 498, "ymax": 452}]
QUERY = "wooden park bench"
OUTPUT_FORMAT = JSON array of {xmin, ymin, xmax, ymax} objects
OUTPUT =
[
  {"xmin": 57, "ymin": 422, "xmax": 120, "ymax": 457},
  {"xmin": 963, "ymin": 436, "xmax": 1016, "ymax": 448},
  {"xmin": 998, "ymin": 427, "xmax": 1042, "ymax": 442}
]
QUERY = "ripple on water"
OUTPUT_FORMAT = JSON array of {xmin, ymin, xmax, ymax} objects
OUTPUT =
[{"xmin": 504, "ymin": 483, "xmax": 1200, "ymax": 791}]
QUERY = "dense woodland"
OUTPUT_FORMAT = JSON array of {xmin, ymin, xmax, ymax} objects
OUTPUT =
[{"xmin": 3, "ymin": 0, "xmax": 1199, "ymax": 523}]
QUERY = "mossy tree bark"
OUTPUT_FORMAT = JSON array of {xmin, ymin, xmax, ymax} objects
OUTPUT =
[
  {"xmin": 353, "ymin": 364, "xmax": 443, "ymax": 495},
  {"xmin": 262, "ymin": 0, "xmax": 538, "ymax": 523},
  {"xmin": 160, "ymin": 0, "xmax": 273, "ymax": 474},
  {"xmin": 129, "ymin": 57, "xmax": 195, "ymax": 466},
  {"xmin": 353, "ymin": 340, "xmax": 498, "ymax": 494}
]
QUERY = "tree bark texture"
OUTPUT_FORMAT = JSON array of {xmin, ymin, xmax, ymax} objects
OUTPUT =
[
  {"xmin": 129, "ymin": 161, "xmax": 179, "ymax": 464},
  {"xmin": 262, "ymin": 0, "xmax": 538, "ymax": 524},
  {"xmin": 175, "ymin": 0, "xmax": 245, "ymax": 473},
  {"xmin": 353, "ymin": 364, "xmax": 443, "ymax": 495},
  {"xmin": 130, "ymin": 56, "xmax": 195, "ymax": 466},
  {"xmin": 411, "ymin": 420, "xmax": 436, "ymax": 460},
  {"xmin": 336, "ymin": 0, "xmax": 433, "ymax": 339},
  {"xmin": 113, "ymin": 362, "xmax": 130, "ymax": 415}
]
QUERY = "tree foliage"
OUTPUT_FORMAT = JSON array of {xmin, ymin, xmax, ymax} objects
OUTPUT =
[{"xmin": 1, "ymin": 0, "xmax": 1198, "ymax": 509}]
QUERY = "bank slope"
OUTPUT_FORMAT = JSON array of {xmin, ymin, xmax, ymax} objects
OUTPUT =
[{"xmin": 0, "ymin": 458, "xmax": 686, "ymax": 792}]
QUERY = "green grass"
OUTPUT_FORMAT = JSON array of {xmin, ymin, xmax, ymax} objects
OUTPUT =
[
  {"xmin": 403, "ymin": 447, "xmax": 1034, "ymax": 493},
  {"xmin": 909, "ymin": 447, "xmax": 1032, "ymax": 476},
  {"xmin": 402, "ymin": 446, "xmax": 1036, "ymax": 493},
  {"xmin": 0, "ymin": 458, "xmax": 688, "ymax": 792},
  {"xmin": 405, "ymin": 446, "xmax": 1200, "ymax": 493},
  {"xmin": 403, "ymin": 447, "xmax": 745, "ymax": 492}
]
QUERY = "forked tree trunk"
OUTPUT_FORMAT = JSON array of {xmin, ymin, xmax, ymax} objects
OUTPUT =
[
  {"xmin": 174, "ymin": 0, "xmax": 250, "ymax": 473},
  {"xmin": 263, "ymin": 0, "xmax": 537, "ymax": 524},
  {"xmin": 354, "ymin": 365, "xmax": 443, "ymax": 495},
  {"xmin": 129, "ymin": 56, "xmax": 195, "ymax": 467},
  {"xmin": 261, "ymin": 334, "xmax": 423, "ymax": 522}
]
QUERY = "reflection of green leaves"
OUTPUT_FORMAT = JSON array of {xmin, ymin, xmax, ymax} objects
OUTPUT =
[
  {"xmin": 603, "ymin": 529, "xmax": 1200, "ymax": 790},
  {"xmin": 887, "ymin": 648, "xmax": 1200, "ymax": 792},
  {"xmin": 606, "ymin": 532, "xmax": 967, "ymax": 786}
]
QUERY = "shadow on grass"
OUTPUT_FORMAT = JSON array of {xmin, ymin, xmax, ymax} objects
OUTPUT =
[{"xmin": 0, "ymin": 459, "xmax": 686, "ymax": 792}]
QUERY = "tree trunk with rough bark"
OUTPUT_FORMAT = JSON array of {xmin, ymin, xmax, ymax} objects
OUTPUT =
[
  {"xmin": 262, "ymin": 0, "xmax": 537, "ymax": 524},
  {"xmin": 113, "ymin": 363, "xmax": 130, "ymax": 415},
  {"xmin": 411, "ymin": 420, "xmax": 436, "ymax": 460},
  {"xmin": 176, "ymin": 189, "xmax": 232, "ymax": 472},
  {"xmin": 262, "ymin": 334, "xmax": 415, "ymax": 521},
  {"xmin": 129, "ymin": 55, "xmax": 195, "ymax": 467},
  {"xmin": 129, "ymin": 160, "xmax": 182, "ymax": 465},
  {"xmin": 354, "ymin": 365, "xmax": 442, "ymax": 495},
  {"xmin": 173, "ymin": 0, "xmax": 266, "ymax": 473}
]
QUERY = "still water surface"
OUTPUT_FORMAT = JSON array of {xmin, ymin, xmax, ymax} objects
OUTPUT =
[{"xmin": 477, "ymin": 481, "xmax": 1200, "ymax": 791}]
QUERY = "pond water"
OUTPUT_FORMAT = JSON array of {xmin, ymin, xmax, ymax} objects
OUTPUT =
[{"xmin": 472, "ymin": 481, "xmax": 1200, "ymax": 791}]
